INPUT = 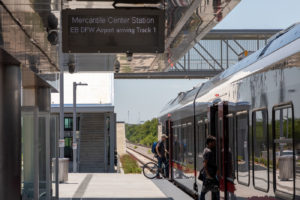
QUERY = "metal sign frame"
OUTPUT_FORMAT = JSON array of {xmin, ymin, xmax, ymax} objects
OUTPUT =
[{"xmin": 62, "ymin": 8, "xmax": 165, "ymax": 53}]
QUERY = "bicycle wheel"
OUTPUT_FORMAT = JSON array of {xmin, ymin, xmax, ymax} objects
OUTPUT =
[{"xmin": 143, "ymin": 162, "xmax": 159, "ymax": 179}]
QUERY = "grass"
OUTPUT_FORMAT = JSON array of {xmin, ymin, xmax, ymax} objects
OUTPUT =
[
  {"xmin": 134, "ymin": 145, "xmax": 137, "ymax": 149},
  {"xmin": 120, "ymin": 154, "xmax": 142, "ymax": 174}
]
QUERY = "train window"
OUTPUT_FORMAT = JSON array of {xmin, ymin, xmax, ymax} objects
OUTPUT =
[
  {"xmin": 182, "ymin": 124, "xmax": 187, "ymax": 165},
  {"xmin": 218, "ymin": 117, "xmax": 224, "ymax": 177},
  {"xmin": 272, "ymin": 102, "xmax": 295, "ymax": 198},
  {"xmin": 226, "ymin": 113, "xmax": 235, "ymax": 180},
  {"xmin": 252, "ymin": 108, "xmax": 269, "ymax": 192},
  {"xmin": 178, "ymin": 125, "xmax": 183, "ymax": 164},
  {"xmin": 173, "ymin": 125, "xmax": 178, "ymax": 162},
  {"xmin": 236, "ymin": 110, "xmax": 250, "ymax": 186},
  {"xmin": 197, "ymin": 120, "xmax": 206, "ymax": 155},
  {"xmin": 187, "ymin": 123, "xmax": 193, "ymax": 155}
]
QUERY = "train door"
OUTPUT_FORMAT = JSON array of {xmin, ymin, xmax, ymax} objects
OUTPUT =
[
  {"xmin": 165, "ymin": 119, "xmax": 173, "ymax": 179},
  {"xmin": 272, "ymin": 102, "xmax": 296, "ymax": 199},
  {"xmin": 207, "ymin": 104, "xmax": 219, "ymax": 199},
  {"xmin": 218, "ymin": 102, "xmax": 235, "ymax": 199},
  {"xmin": 218, "ymin": 102, "xmax": 227, "ymax": 199}
]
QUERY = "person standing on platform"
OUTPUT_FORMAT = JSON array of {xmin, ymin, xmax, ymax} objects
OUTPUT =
[{"xmin": 200, "ymin": 135, "xmax": 219, "ymax": 200}]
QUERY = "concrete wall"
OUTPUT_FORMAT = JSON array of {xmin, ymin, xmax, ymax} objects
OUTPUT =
[{"xmin": 116, "ymin": 122, "xmax": 126, "ymax": 156}]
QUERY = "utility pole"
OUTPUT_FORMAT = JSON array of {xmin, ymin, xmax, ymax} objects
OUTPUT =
[
  {"xmin": 138, "ymin": 112, "xmax": 140, "ymax": 124},
  {"xmin": 128, "ymin": 110, "xmax": 130, "ymax": 124}
]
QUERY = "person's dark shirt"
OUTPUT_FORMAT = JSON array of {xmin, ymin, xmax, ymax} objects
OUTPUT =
[
  {"xmin": 203, "ymin": 147, "xmax": 217, "ymax": 178},
  {"xmin": 157, "ymin": 140, "xmax": 165, "ymax": 157}
]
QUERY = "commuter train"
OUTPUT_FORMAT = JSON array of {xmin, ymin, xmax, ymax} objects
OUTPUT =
[{"xmin": 159, "ymin": 23, "xmax": 300, "ymax": 199}]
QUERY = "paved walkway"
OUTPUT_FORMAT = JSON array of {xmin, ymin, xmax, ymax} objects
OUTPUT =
[{"xmin": 59, "ymin": 173, "xmax": 193, "ymax": 200}]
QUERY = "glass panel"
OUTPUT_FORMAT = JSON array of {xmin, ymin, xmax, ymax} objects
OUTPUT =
[
  {"xmin": 178, "ymin": 126, "xmax": 183, "ymax": 164},
  {"xmin": 253, "ymin": 110, "xmax": 269, "ymax": 191},
  {"xmin": 64, "ymin": 117, "xmax": 72, "ymax": 131},
  {"xmin": 39, "ymin": 117, "xmax": 47, "ymax": 198},
  {"xmin": 274, "ymin": 107, "xmax": 294, "ymax": 196},
  {"xmin": 173, "ymin": 127, "xmax": 178, "ymax": 162},
  {"xmin": 197, "ymin": 121, "xmax": 206, "ymax": 158},
  {"xmin": 22, "ymin": 111, "xmax": 36, "ymax": 199},
  {"xmin": 226, "ymin": 115, "xmax": 235, "ymax": 199},
  {"xmin": 218, "ymin": 118, "xmax": 223, "ymax": 177},
  {"xmin": 227, "ymin": 116, "xmax": 235, "ymax": 179},
  {"xmin": 38, "ymin": 113, "xmax": 51, "ymax": 199},
  {"xmin": 50, "ymin": 115, "xmax": 59, "ymax": 198},
  {"xmin": 183, "ymin": 127, "xmax": 187, "ymax": 165},
  {"xmin": 236, "ymin": 112, "xmax": 249, "ymax": 185},
  {"xmin": 196, "ymin": 119, "xmax": 207, "ymax": 186},
  {"xmin": 64, "ymin": 137, "xmax": 73, "ymax": 160},
  {"xmin": 64, "ymin": 117, "xmax": 80, "ymax": 131}
]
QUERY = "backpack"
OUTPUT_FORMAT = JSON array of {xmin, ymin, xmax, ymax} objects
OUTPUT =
[{"xmin": 151, "ymin": 142, "xmax": 158, "ymax": 154}]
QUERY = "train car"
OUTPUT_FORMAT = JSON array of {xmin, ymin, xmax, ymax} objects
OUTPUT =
[{"xmin": 159, "ymin": 23, "xmax": 300, "ymax": 199}]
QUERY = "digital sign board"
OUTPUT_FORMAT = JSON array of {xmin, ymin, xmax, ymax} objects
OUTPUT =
[{"xmin": 62, "ymin": 9, "xmax": 165, "ymax": 53}]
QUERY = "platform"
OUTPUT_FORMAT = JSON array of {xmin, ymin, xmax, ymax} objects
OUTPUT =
[{"xmin": 59, "ymin": 173, "xmax": 193, "ymax": 200}]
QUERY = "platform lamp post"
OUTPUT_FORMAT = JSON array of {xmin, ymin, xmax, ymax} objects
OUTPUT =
[{"xmin": 73, "ymin": 82, "xmax": 88, "ymax": 172}]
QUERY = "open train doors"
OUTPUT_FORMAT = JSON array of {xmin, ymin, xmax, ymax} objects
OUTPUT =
[
  {"xmin": 165, "ymin": 118, "xmax": 173, "ymax": 180},
  {"xmin": 208, "ymin": 101, "xmax": 234, "ymax": 200}
]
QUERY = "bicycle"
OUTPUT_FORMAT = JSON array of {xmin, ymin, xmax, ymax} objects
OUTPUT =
[{"xmin": 142, "ymin": 159, "xmax": 169, "ymax": 179}]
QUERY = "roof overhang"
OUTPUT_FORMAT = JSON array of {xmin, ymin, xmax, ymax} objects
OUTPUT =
[
  {"xmin": 51, "ymin": 104, "xmax": 114, "ymax": 113},
  {"xmin": 203, "ymin": 29, "xmax": 282, "ymax": 40},
  {"xmin": 62, "ymin": 0, "xmax": 240, "ymax": 73}
]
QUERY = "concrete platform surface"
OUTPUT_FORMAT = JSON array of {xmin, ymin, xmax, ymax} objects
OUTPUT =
[{"xmin": 59, "ymin": 173, "xmax": 193, "ymax": 200}]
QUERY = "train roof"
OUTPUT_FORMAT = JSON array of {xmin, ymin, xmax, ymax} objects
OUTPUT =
[{"xmin": 159, "ymin": 22, "xmax": 300, "ymax": 118}]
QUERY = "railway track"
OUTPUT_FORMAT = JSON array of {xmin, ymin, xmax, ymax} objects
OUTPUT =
[
  {"xmin": 126, "ymin": 145, "xmax": 156, "ymax": 164},
  {"xmin": 126, "ymin": 143, "xmax": 196, "ymax": 200}
]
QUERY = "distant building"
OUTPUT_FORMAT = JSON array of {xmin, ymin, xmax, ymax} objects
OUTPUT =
[{"xmin": 51, "ymin": 104, "xmax": 116, "ymax": 172}]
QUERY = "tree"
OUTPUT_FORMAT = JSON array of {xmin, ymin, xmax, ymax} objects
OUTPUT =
[{"xmin": 126, "ymin": 118, "xmax": 158, "ymax": 146}]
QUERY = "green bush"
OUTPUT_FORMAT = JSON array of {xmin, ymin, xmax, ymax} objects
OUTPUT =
[
  {"xmin": 126, "ymin": 118, "xmax": 158, "ymax": 146},
  {"xmin": 120, "ymin": 154, "xmax": 142, "ymax": 174}
]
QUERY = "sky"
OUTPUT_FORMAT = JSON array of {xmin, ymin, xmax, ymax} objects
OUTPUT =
[
  {"xmin": 214, "ymin": 0, "xmax": 300, "ymax": 29},
  {"xmin": 114, "ymin": 0, "xmax": 300, "ymax": 123},
  {"xmin": 114, "ymin": 79, "xmax": 205, "ymax": 123}
]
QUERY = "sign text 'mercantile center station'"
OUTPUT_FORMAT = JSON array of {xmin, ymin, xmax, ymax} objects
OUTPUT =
[{"xmin": 71, "ymin": 16, "xmax": 156, "ymax": 24}]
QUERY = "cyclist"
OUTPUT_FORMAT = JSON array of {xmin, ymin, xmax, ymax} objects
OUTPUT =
[{"xmin": 155, "ymin": 134, "xmax": 169, "ymax": 178}]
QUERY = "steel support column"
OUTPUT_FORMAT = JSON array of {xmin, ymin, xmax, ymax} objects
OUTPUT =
[
  {"xmin": 109, "ymin": 112, "xmax": 116, "ymax": 172},
  {"xmin": 73, "ymin": 83, "xmax": 77, "ymax": 173},
  {"xmin": 0, "ymin": 49, "xmax": 21, "ymax": 200},
  {"xmin": 59, "ymin": 0, "xmax": 64, "ymax": 161},
  {"xmin": 37, "ymin": 87, "xmax": 51, "ymax": 200},
  {"xmin": 220, "ymin": 40, "xmax": 223, "ymax": 68}
]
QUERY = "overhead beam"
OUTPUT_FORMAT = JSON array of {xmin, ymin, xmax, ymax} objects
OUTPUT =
[
  {"xmin": 203, "ymin": 29, "xmax": 281, "ymax": 40},
  {"xmin": 114, "ymin": 70, "xmax": 222, "ymax": 79}
]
